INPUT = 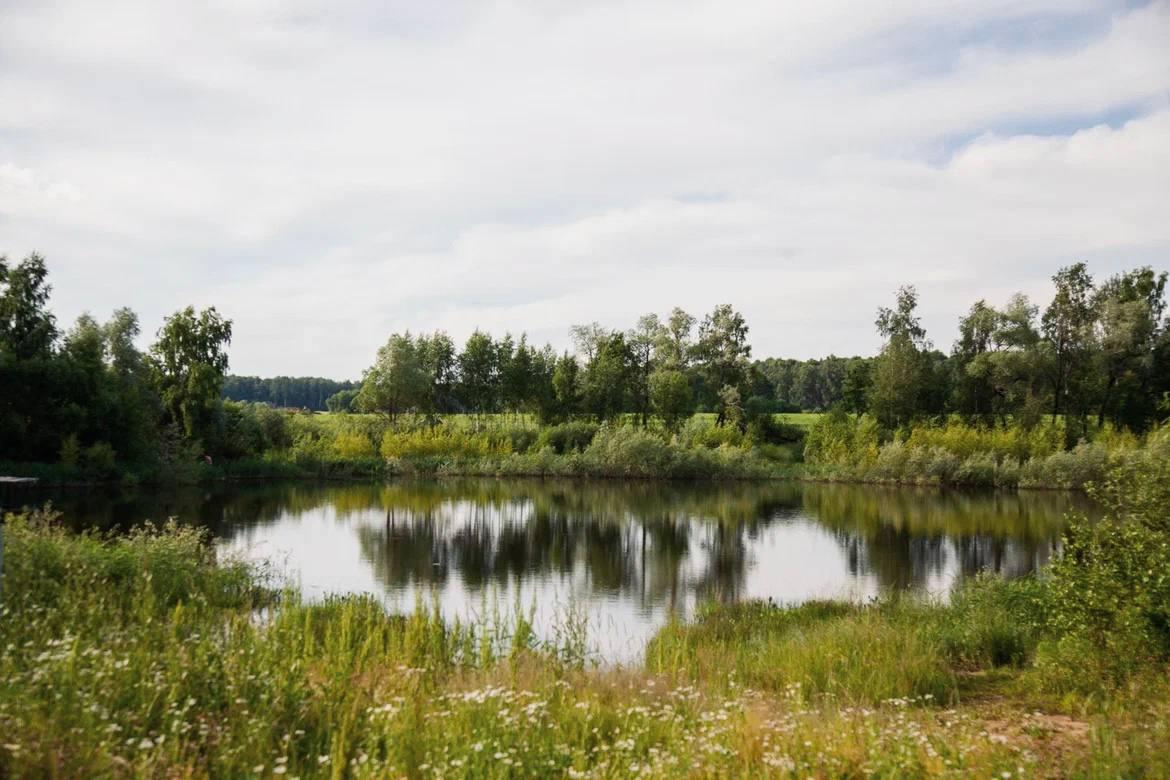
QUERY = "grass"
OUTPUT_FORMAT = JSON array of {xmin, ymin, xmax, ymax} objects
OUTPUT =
[{"xmin": 2, "ymin": 510, "xmax": 1168, "ymax": 777}]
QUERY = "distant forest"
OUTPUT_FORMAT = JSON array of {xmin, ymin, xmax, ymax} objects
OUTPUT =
[
  {"xmin": 222, "ymin": 376, "xmax": 357, "ymax": 411},
  {"xmin": 222, "ymin": 360, "xmax": 864, "ymax": 414}
]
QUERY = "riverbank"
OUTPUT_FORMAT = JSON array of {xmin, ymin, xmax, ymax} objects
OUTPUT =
[
  {"xmin": 4, "ymin": 417, "xmax": 1167, "ymax": 492},
  {"xmin": 2, "ymin": 458, "xmax": 1168, "ymax": 778}
]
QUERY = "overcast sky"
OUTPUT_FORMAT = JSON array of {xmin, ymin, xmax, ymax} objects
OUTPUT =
[{"xmin": 2, "ymin": 0, "xmax": 1169, "ymax": 378}]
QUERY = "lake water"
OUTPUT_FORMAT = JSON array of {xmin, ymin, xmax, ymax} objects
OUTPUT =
[{"xmin": 2, "ymin": 478, "xmax": 1092, "ymax": 663}]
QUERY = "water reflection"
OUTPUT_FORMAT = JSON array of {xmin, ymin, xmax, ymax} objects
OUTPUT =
[{"xmin": 6, "ymin": 479, "xmax": 1092, "ymax": 661}]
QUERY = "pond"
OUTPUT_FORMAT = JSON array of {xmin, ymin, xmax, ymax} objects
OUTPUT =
[{"xmin": 3, "ymin": 478, "xmax": 1093, "ymax": 663}]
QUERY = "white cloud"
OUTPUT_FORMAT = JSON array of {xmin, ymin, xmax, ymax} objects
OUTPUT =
[{"xmin": 1, "ymin": 0, "xmax": 1168, "ymax": 375}]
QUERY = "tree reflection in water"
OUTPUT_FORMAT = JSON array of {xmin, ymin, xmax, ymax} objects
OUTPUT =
[{"xmin": 17, "ymin": 478, "xmax": 1093, "ymax": 613}]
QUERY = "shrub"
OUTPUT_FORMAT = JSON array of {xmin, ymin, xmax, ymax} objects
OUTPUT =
[
  {"xmin": 583, "ymin": 424, "xmax": 674, "ymax": 477},
  {"xmin": 1038, "ymin": 426, "xmax": 1170, "ymax": 691},
  {"xmin": 333, "ymin": 431, "xmax": 376, "ymax": 458},
  {"xmin": 500, "ymin": 424, "xmax": 540, "ymax": 454},
  {"xmin": 932, "ymin": 575, "xmax": 1050, "ymax": 668},
  {"xmin": 533, "ymin": 421, "xmax": 599, "ymax": 454},
  {"xmin": 59, "ymin": 434, "xmax": 81, "ymax": 468},
  {"xmin": 678, "ymin": 417, "xmax": 744, "ymax": 449},
  {"xmin": 803, "ymin": 411, "xmax": 879, "ymax": 468},
  {"xmin": 379, "ymin": 428, "xmax": 508, "ymax": 460},
  {"xmin": 82, "ymin": 442, "xmax": 118, "ymax": 479},
  {"xmin": 1019, "ymin": 441, "xmax": 1110, "ymax": 489}
]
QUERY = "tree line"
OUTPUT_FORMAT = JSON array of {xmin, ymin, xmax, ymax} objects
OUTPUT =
[
  {"xmin": 353, "ymin": 262, "xmax": 1170, "ymax": 441},
  {"xmin": 354, "ymin": 305, "xmax": 764, "ymax": 432},
  {"xmin": 1, "ymin": 253, "xmax": 233, "ymax": 469},
  {"xmin": 3, "ymin": 251, "xmax": 1168, "ymax": 474},
  {"xmin": 859, "ymin": 263, "xmax": 1169, "ymax": 440},
  {"xmin": 222, "ymin": 376, "xmax": 357, "ymax": 411}
]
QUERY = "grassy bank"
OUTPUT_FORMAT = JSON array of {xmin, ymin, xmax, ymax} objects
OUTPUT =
[
  {"xmin": 804, "ymin": 415, "xmax": 1170, "ymax": 491},
  {"xmin": 2, "ymin": 415, "xmax": 806, "ymax": 486},
  {"xmin": 3, "ymin": 440, "xmax": 1169, "ymax": 778}
]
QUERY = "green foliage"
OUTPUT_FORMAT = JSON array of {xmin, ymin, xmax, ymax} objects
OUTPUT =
[
  {"xmin": 324, "ymin": 386, "xmax": 360, "ymax": 413},
  {"xmin": 82, "ymin": 441, "xmax": 117, "ymax": 479},
  {"xmin": 932, "ymin": 574, "xmax": 1050, "ymax": 668},
  {"xmin": 533, "ymin": 421, "xmax": 599, "ymax": 454},
  {"xmin": 1039, "ymin": 427, "xmax": 1170, "ymax": 691},
  {"xmin": 803, "ymin": 410, "xmax": 880, "ymax": 467},
  {"xmin": 583, "ymin": 332, "xmax": 633, "ymax": 421},
  {"xmin": 333, "ymin": 430, "xmax": 376, "ymax": 458},
  {"xmin": 224, "ymin": 375, "xmax": 358, "ymax": 411},
  {"xmin": 58, "ymin": 433, "xmax": 80, "ymax": 468},
  {"xmin": 648, "ymin": 368, "xmax": 692, "ymax": 432},
  {"xmin": 380, "ymin": 427, "xmax": 511, "ymax": 459},
  {"xmin": 150, "ymin": 306, "xmax": 233, "ymax": 446},
  {"xmin": 678, "ymin": 415, "xmax": 745, "ymax": 449},
  {"xmin": 357, "ymin": 332, "xmax": 431, "ymax": 419}
]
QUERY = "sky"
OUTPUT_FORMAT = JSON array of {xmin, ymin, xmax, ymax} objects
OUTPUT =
[{"xmin": 1, "ymin": 0, "xmax": 1169, "ymax": 379}]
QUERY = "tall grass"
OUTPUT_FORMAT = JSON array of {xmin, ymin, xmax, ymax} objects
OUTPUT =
[{"xmin": 0, "ymin": 508, "xmax": 1124, "ymax": 778}]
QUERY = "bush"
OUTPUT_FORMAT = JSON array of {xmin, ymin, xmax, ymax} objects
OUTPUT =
[
  {"xmin": 1037, "ymin": 426, "xmax": 1170, "ymax": 691},
  {"xmin": 583, "ymin": 424, "xmax": 674, "ymax": 477},
  {"xmin": 803, "ymin": 411, "xmax": 880, "ymax": 468},
  {"xmin": 533, "ymin": 421, "xmax": 599, "ymax": 454},
  {"xmin": 678, "ymin": 417, "xmax": 745, "ymax": 449},
  {"xmin": 1019, "ymin": 441, "xmax": 1110, "ymax": 489},
  {"xmin": 59, "ymin": 434, "xmax": 81, "ymax": 468},
  {"xmin": 379, "ymin": 428, "xmax": 509, "ymax": 460},
  {"xmin": 932, "ymin": 575, "xmax": 1050, "ymax": 668},
  {"xmin": 333, "ymin": 431, "xmax": 376, "ymax": 458},
  {"xmin": 500, "ymin": 424, "xmax": 540, "ymax": 454},
  {"xmin": 82, "ymin": 441, "xmax": 118, "ymax": 479}
]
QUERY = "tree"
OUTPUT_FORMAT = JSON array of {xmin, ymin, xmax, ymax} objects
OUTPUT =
[
  {"xmin": 500, "ymin": 333, "xmax": 536, "ymax": 417},
  {"xmin": 416, "ymin": 331, "xmax": 458, "ymax": 418},
  {"xmin": 952, "ymin": 300, "xmax": 999, "ymax": 421},
  {"xmin": 967, "ymin": 293, "xmax": 1047, "ymax": 427},
  {"xmin": 717, "ymin": 385, "xmax": 745, "ymax": 431},
  {"xmin": 650, "ymin": 368, "xmax": 692, "ymax": 432},
  {"xmin": 99, "ymin": 307, "xmax": 158, "ymax": 461},
  {"xmin": 654, "ymin": 307, "xmax": 695, "ymax": 370},
  {"xmin": 583, "ymin": 333, "xmax": 632, "ymax": 421},
  {"xmin": 357, "ymin": 332, "xmax": 429, "ymax": 422},
  {"xmin": 694, "ymin": 304, "xmax": 751, "ymax": 424},
  {"xmin": 1041, "ymin": 263, "xmax": 1096, "ymax": 429},
  {"xmin": 150, "ymin": 306, "xmax": 233, "ymax": 445},
  {"xmin": 0, "ymin": 252, "xmax": 57, "ymax": 361},
  {"xmin": 551, "ymin": 351, "xmax": 582, "ymax": 421},
  {"xmin": 840, "ymin": 358, "xmax": 872, "ymax": 414},
  {"xmin": 1092, "ymin": 267, "xmax": 1167, "ymax": 430},
  {"xmin": 458, "ymin": 330, "xmax": 499, "ymax": 417},
  {"xmin": 326, "ymin": 387, "xmax": 360, "ymax": 413},
  {"xmin": 528, "ymin": 345, "xmax": 559, "ymax": 423},
  {"xmin": 569, "ymin": 322, "xmax": 609, "ymax": 363},
  {"xmin": 869, "ymin": 286, "xmax": 931, "ymax": 428},
  {"xmin": 628, "ymin": 314, "xmax": 660, "ymax": 425}
]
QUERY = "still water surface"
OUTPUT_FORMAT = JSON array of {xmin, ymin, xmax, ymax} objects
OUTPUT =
[{"xmin": 6, "ymin": 479, "xmax": 1092, "ymax": 662}]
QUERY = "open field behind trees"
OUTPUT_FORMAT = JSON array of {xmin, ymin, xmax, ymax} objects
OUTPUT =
[{"xmin": 3, "ymin": 433, "xmax": 1169, "ymax": 777}]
